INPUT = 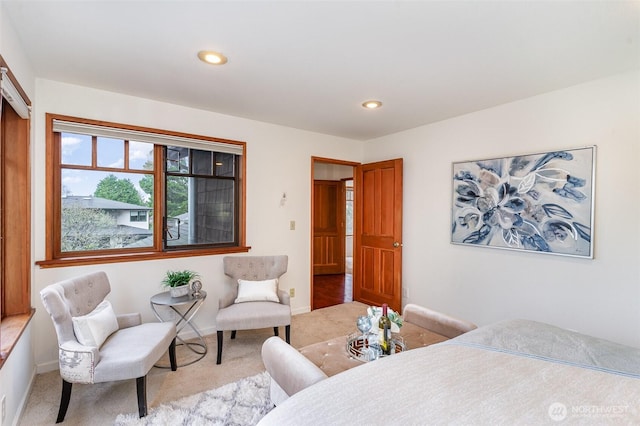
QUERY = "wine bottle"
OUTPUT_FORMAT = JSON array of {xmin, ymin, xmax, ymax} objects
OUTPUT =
[{"xmin": 378, "ymin": 303, "xmax": 392, "ymax": 355}]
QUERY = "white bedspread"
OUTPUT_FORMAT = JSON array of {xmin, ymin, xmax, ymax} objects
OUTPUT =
[{"xmin": 258, "ymin": 320, "xmax": 640, "ymax": 425}]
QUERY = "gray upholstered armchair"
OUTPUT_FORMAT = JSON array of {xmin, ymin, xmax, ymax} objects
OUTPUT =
[
  {"xmin": 40, "ymin": 271, "xmax": 177, "ymax": 423},
  {"xmin": 216, "ymin": 255, "xmax": 291, "ymax": 364}
]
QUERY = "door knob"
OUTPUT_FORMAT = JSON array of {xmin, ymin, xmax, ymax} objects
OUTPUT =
[{"xmin": 393, "ymin": 241, "xmax": 401, "ymax": 248}]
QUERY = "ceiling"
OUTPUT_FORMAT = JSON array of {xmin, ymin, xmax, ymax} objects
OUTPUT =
[{"xmin": 3, "ymin": 1, "xmax": 639, "ymax": 141}]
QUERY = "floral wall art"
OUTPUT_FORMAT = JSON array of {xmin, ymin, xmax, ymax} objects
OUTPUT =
[{"xmin": 451, "ymin": 146, "xmax": 595, "ymax": 258}]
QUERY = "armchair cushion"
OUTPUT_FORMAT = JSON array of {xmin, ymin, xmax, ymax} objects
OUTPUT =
[
  {"xmin": 72, "ymin": 300, "xmax": 119, "ymax": 348},
  {"xmin": 235, "ymin": 278, "xmax": 280, "ymax": 303},
  {"xmin": 93, "ymin": 322, "xmax": 176, "ymax": 383},
  {"xmin": 216, "ymin": 301, "xmax": 291, "ymax": 331}
]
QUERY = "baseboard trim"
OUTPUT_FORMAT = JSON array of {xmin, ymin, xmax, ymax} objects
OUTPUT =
[
  {"xmin": 13, "ymin": 368, "xmax": 37, "ymax": 426},
  {"xmin": 292, "ymin": 306, "xmax": 311, "ymax": 315},
  {"xmin": 36, "ymin": 359, "xmax": 59, "ymax": 374}
]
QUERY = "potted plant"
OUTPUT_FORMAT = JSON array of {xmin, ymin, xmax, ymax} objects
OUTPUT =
[{"xmin": 162, "ymin": 270, "xmax": 200, "ymax": 298}]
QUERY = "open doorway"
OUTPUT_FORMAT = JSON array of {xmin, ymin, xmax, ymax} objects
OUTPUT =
[
  {"xmin": 312, "ymin": 157, "xmax": 404, "ymax": 312},
  {"xmin": 311, "ymin": 158, "xmax": 357, "ymax": 310}
]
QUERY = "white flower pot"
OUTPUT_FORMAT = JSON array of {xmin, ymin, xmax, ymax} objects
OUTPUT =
[{"xmin": 170, "ymin": 284, "xmax": 190, "ymax": 298}]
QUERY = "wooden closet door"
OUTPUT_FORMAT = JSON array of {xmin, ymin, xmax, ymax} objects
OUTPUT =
[{"xmin": 313, "ymin": 180, "xmax": 345, "ymax": 275}]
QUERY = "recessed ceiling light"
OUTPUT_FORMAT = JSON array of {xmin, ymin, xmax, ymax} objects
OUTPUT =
[
  {"xmin": 198, "ymin": 50, "xmax": 228, "ymax": 65},
  {"xmin": 362, "ymin": 100, "xmax": 382, "ymax": 109}
]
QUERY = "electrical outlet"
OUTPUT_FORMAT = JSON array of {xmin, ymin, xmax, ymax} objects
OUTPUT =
[
  {"xmin": 2, "ymin": 394, "xmax": 6, "ymax": 424},
  {"xmin": 289, "ymin": 288, "xmax": 295, "ymax": 297},
  {"xmin": 289, "ymin": 220, "xmax": 296, "ymax": 230},
  {"xmin": 402, "ymin": 287, "xmax": 408, "ymax": 298}
]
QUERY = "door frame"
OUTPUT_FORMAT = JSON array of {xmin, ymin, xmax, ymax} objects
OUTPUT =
[{"xmin": 310, "ymin": 156, "xmax": 359, "ymax": 310}]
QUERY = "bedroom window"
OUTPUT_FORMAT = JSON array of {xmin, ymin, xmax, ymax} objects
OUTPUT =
[{"xmin": 38, "ymin": 114, "xmax": 247, "ymax": 268}]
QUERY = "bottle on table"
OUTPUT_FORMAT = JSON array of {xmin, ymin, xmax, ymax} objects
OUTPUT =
[{"xmin": 378, "ymin": 303, "xmax": 392, "ymax": 355}]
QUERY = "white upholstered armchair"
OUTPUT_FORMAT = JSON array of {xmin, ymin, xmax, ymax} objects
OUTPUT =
[
  {"xmin": 40, "ymin": 271, "xmax": 177, "ymax": 422},
  {"xmin": 216, "ymin": 255, "xmax": 291, "ymax": 364}
]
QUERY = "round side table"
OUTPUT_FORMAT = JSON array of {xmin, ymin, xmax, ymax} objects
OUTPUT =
[{"xmin": 150, "ymin": 290, "xmax": 207, "ymax": 367}]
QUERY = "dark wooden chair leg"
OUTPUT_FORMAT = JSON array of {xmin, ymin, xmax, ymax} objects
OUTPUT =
[
  {"xmin": 169, "ymin": 337, "xmax": 177, "ymax": 371},
  {"xmin": 56, "ymin": 379, "xmax": 72, "ymax": 423},
  {"xmin": 285, "ymin": 325, "xmax": 291, "ymax": 344},
  {"xmin": 217, "ymin": 330, "xmax": 224, "ymax": 364},
  {"xmin": 136, "ymin": 376, "xmax": 147, "ymax": 418},
  {"xmin": 231, "ymin": 330, "xmax": 237, "ymax": 339},
  {"xmin": 273, "ymin": 326, "xmax": 279, "ymax": 337}
]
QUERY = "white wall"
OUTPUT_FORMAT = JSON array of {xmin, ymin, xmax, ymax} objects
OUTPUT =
[
  {"xmin": 31, "ymin": 79, "xmax": 364, "ymax": 371},
  {"xmin": 366, "ymin": 71, "xmax": 640, "ymax": 348},
  {"xmin": 0, "ymin": 324, "xmax": 33, "ymax": 426}
]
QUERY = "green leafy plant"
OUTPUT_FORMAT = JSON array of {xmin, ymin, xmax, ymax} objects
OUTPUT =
[{"xmin": 162, "ymin": 270, "xmax": 200, "ymax": 288}]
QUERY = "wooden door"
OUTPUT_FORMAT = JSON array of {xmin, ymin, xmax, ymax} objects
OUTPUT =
[
  {"xmin": 353, "ymin": 159, "xmax": 403, "ymax": 312},
  {"xmin": 313, "ymin": 180, "xmax": 345, "ymax": 275}
]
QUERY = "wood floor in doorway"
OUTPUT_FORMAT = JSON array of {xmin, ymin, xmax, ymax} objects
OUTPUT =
[{"xmin": 313, "ymin": 273, "xmax": 353, "ymax": 310}]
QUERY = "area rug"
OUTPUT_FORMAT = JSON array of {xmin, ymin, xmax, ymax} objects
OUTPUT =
[{"xmin": 114, "ymin": 372, "xmax": 273, "ymax": 426}]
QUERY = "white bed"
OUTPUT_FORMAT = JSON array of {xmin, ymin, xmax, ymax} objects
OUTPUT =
[{"xmin": 258, "ymin": 319, "xmax": 640, "ymax": 425}]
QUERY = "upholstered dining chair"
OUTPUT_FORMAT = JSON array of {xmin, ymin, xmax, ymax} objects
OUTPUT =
[
  {"xmin": 216, "ymin": 255, "xmax": 291, "ymax": 364},
  {"xmin": 40, "ymin": 271, "xmax": 177, "ymax": 423}
]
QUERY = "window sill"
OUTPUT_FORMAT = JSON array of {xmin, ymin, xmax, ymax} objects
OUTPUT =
[
  {"xmin": 36, "ymin": 246, "xmax": 251, "ymax": 268},
  {"xmin": 0, "ymin": 309, "xmax": 35, "ymax": 369}
]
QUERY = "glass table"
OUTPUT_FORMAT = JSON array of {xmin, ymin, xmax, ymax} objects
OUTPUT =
[
  {"xmin": 346, "ymin": 332, "xmax": 405, "ymax": 362},
  {"xmin": 150, "ymin": 290, "xmax": 207, "ymax": 367}
]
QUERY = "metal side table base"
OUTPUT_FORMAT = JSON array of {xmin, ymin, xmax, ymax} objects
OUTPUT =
[{"xmin": 150, "ymin": 290, "xmax": 208, "ymax": 367}]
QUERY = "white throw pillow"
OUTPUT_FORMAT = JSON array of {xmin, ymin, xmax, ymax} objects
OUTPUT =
[
  {"xmin": 72, "ymin": 300, "xmax": 119, "ymax": 348},
  {"xmin": 235, "ymin": 279, "xmax": 280, "ymax": 303}
]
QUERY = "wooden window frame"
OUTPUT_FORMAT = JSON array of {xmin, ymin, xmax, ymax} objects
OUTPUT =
[
  {"xmin": 0, "ymin": 56, "xmax": 33, "ymax": 368},
  {"xmin": 163, "ymin": 148, "xmax": 240, "ymax": 251},
  {"xmin": 37, "ymin": 114, "xmax": 249, "ymax": 269}
]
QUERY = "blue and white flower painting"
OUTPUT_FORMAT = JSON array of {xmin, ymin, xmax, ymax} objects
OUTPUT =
[{"xmin": 451, "ymin": 147, "xmax": 595, "ymax": 258}]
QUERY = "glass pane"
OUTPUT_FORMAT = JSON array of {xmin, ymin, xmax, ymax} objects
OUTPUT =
[
  {"xmin": 346, "ymin": 203, "xmax": 354, "ymax": 236},
  {"xmin": 61, "ymin": 132, "xmax": 92, "ymax": 166},
  {"xmin": 60, "ymin": 169, "xmax": 153, "ymax": 252},
  {"xmin": 215, "ymin": 153, "xmax": 235, "ymax": 177},
  {"xmin": 192, "ymin": 150, "xmax": 213, "ymax": 175},
  {"xmin": 129, "ymin": 141, "xmax": 154, "ymax": 171},
  {"xmin": 130, "ymin": 211, "xmax": 148, "ymax": 222},
  {"xmin": 97, "ymin": 137, "xmax": 124, "ymax": 168},
  {"xmin": 166, "ymin": 177, "xmax": 235, "ymax": 247},
  {"xmin": 166, "ymin": 146, "xmax": 189, "ymax": 173}
]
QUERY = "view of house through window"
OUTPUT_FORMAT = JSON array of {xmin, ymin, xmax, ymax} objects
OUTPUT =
[
  {"xmin": 60, "ymin": 134, "xmax": 155, "ymax": 252},
  {"xmin": 50, "ymin": 115, "xmax": 245, "ymax": 260}
]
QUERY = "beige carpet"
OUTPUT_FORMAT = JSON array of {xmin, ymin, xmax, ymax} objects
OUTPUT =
[{"xmin": 19, "ymin": 302, "xmax": 367, "ymax": 426}]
